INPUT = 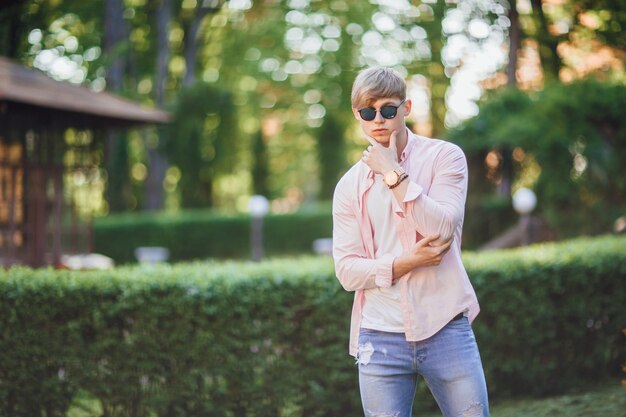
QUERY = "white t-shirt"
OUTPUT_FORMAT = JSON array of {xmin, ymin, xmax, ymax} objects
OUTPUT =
[{"xmin": 361, "ymin": 173, "xmax": 405, "ymax": 332}]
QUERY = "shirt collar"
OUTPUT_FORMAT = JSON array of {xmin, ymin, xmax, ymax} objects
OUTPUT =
[{"xmin": 401, "ymin": 127, "xmax": 417, "ymax": 162}]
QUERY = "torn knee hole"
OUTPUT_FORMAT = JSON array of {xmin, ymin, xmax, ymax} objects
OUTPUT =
[
  {"xmin": 366, "ymin": 411, "xmax": 399, "ymax": 417},
  {"xmin": 460, "ymin": 402, "xmax": 484, "ymax": 417}
]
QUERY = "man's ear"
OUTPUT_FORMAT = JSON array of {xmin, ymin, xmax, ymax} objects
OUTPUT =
[
  {"xmin": 352, "ymin": 108, "xmax": 360, "ymax": 120},
  {"xmin": 403, "ymin": 99, "xmax": 412, "ymax": 116}
]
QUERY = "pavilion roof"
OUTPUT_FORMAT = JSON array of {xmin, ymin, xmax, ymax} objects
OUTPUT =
[{"xmin": 0, "ymin": 56, "xmax": 170, "ymax": 126}]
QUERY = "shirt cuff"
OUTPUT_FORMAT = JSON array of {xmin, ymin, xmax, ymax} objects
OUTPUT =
[
  {"xmin": 403, "ymin": 181, "xmax": 423, "ymax": 203},
  {"xmin": 375, "ymin": 253, "xmax": 395, "ymax": 288},
  {"xmin": 392, "ymin": 181, "xmax": 423, "ymax": 215}
]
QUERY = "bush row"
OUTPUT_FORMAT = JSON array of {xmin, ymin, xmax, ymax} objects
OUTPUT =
[
  {"xmin": 1, "ymin": 235, "xmax": 624, "ymax": 417},
  {"xmin": 93, "ymin": 207, "xmax": 334, "ymax": 264},
  {"xmin": 93, "ymin": 203, "xmax": 521, "ymax": 264},
  {"xmin": 464, "ymin": 235, "xmax": 626, "ymax": 397}
]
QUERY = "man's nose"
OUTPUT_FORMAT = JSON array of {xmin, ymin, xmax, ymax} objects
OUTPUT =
[{"xmin": 373, "ymin": 110, "xmax": 385, "ymax": 122}]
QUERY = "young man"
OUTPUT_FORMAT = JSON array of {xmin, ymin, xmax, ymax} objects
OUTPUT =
[{"xmin": 332, "ymin": 67, "xmax": 489, "ymax": 417}]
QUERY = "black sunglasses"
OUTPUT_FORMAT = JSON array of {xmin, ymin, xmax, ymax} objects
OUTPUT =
[{"xmin": 358, "ymin": 99, "xmax": 406, "ymax": 121}]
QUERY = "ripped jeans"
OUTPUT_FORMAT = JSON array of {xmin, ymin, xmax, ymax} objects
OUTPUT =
[{"xmin": 357, "ymin": 317, "xmax": 489, "ymax": 417}]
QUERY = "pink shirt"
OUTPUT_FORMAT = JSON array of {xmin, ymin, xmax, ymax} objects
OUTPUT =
[{"xmin": 332, "ymin": 130, "xmax": 480, "ymax": 357}]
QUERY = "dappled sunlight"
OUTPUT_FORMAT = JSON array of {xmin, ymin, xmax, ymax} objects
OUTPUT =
[
  {"xmin": 559, "ymin": 40, "xmax": 625, "ymax": 81},
  {"xmin": 2, "ymin": 0, "xmax": 624, "ymax": 260},
  {"xmin": 29, "ymin": 16, "xmax": 104, "ymax": 89}
]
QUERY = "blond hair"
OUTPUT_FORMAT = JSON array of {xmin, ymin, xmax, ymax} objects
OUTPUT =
[{"xmin": 351, "ymin": 67, "xmax": 406, "ymax": 109}]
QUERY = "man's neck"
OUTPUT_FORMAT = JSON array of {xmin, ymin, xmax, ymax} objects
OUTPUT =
[{"xmin": 395, "ymin": 127, "xmax": 408, "ymax": 160}]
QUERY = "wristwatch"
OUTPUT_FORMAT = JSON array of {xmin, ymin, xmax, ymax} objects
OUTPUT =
[{"xmin": 383, "ymin": 167, "xmax": 407, "ymax": 188}]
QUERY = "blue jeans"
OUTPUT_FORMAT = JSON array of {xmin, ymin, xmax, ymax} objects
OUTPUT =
[{"xmin": 357, "ymin": 318, "xmax": 489, "ymax": 417}]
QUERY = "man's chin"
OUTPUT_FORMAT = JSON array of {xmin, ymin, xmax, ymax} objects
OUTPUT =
[{"xmin": 371, "ymin": 134, "xmax": 390, "ymax": 145}]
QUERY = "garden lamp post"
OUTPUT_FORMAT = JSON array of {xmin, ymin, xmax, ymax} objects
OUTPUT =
[
  {"xmin": 512, "ymin": 188, "xmax": 537, "ymax": 246},
  {"xmin": 249, "ymin": 195, "xmax": 269, "ymax": 261}
]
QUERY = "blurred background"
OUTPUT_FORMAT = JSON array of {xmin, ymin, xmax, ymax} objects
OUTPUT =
[
  {"xmin": 1, "ymin": 2, "xmax": 625, "ymax": 415},
  {"xmin": 0, "ymin": 0, "xmax": 625, "ymax": 266}
]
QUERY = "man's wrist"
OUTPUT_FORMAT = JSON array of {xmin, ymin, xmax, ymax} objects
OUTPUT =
[
  {"xmin": 389, "ymin": 173, "xmax": 408, "ymax": 189},
  {"xmin": 383, "ymin": 166, "xmax": 406, "ymax": 188}
]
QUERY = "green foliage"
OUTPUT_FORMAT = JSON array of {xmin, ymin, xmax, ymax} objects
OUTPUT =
[
  {"xmin": 464, "ymin": 235, "xmax": 626, "ymax": 397},
  {"xmin": 462, "ymin": 194, "xmax": 518, "ymax": 249},
  {"xmin": 251, "ymin": 129, "xmax": 270, "ymax": 197},
  {"xmin": 317, "ymin": 114, "xmax": 347, "ymax": 200},
  {"xmin": 575, "ymin": 0, "xmax": 626, "ymax": 51},
  {"xmin": 93, "ymin": 207, "xmax": 333, "ymax": 264},
  {"xmin": 0, "ymin": 257, "xmax": 357, "ymax": 417},
  {"xmin": 5, "ymin": 0, "xmax": 626, "ymax": 211},
  {"xmin": 1, "ymin": 235, "xmax": 624, "ymax": 416},
  {"xmin": 448, "ymin": 80, "xmax": 626, "ymax": 240},
  {"xmin": 448, "ymin": 87, "xmax": 534, "ymax": 152},
  {"xmin": 106, "ymin": 131, "xmax": 134, "ymax": 212},
  {"xmin": 94, "ymin": 198, "xmax": 502, "ymax": 261},
  {"xmin": 163, "ymin": 82, "xmax": 238, "ymax": 208}
]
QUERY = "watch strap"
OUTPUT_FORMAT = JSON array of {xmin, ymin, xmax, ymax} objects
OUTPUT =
[
  {"xmin": 384, "ymin": 166, "xmax": 406, "ymax": 187},
  {"xmin": 389, "ymin": 173, "xmax": 409, "ymax": 189}
]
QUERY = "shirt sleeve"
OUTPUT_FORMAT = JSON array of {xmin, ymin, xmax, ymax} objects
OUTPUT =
[
  {"xmin": 403, "ymin": 144, "xmax": 468, "ymax": 243},
  {"xmin": 332, "ymin": 176, "xmax": 395, "ymax": 291}
]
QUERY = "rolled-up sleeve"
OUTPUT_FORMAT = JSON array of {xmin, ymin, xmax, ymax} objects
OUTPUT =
[
  {"xmin": 403, "ymin": 144, "xmax": 468, "ymax": 243},
  {"xmin": 332, "ymin": 176, "xmax": 395, "ymax": 291}
]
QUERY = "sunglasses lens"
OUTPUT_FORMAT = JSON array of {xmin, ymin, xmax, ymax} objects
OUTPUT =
[
  {"xmin": 359, "ymin": 108, "xmax": 376, "ymax": 121},
  {"xmin": 359, "ymin": 101, "xmax": 403, "ymax": 121},
  {"xmin": 380, "ymin": 106, "xmax": 398, "ymax": 119}
]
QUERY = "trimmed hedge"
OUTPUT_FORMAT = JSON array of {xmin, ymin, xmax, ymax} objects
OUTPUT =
[
  {"xmin": 93, "ymin": 208, "xmax": 334, "ymax": 264},
  {"xmin": 93, "ymin": 203, "xmax": 517, "ymax": 265},
  {"xmin": 1, "ymin": 235, "xmax": 625, "ymax": 417},
  {"xmin": 0, "ymin": 258, "xmax": 355, "ymax": 417},
  {"xmin": 465, "ymin": 236, "xmax": 626, "ymax": 397}
]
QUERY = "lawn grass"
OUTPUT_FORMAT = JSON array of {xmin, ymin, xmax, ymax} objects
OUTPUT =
[
  {"xmin": 67, "ymin": 382, "xmax": 625, "ymax": 416},
  {"xmin": 419, "ymin": 381, "xmax": 625, "ymax": 417},
  {"xmin": 488, "ymin": 383, "xmax": 625, "ymax": 417}
]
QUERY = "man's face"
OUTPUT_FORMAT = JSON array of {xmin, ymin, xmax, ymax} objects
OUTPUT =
[{"xmin": 353, "ymin": 97, "xmax": 411, "ymax": 146}]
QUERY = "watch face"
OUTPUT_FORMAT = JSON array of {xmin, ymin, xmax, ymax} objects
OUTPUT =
[{"xmin": 384, "ymin": 171, "xmax": 399, "ymax": 186}]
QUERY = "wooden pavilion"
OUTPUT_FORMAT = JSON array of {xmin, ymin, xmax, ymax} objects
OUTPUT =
[{"xmin": 0, "ymin": 56, "xmax": 170, "ymax": 267}]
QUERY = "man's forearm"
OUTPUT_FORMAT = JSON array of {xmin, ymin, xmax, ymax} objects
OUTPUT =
[
  {"xmin": 391, "ymin": 237, "xmax": 453, "ymax": 282},
  {"xmin": 392, "ymin": 253, "xmax": 420, "ymax": 280}
]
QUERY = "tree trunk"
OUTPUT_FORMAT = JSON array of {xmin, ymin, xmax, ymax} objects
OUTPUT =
[
  {"xmin": 104, "ymin": 0, "xmax": 131, "ymax": 212},
  {"xmin": 182, "ymin": 2, "xmax": 223, "ymax": 84},
  {"xmin": 530, "ymin": 0, "xmax": 561, "ymax": 81},
  {"xmin": 507, "ymin": 0, "xmax": 521, "ymax": 86},
  {"xmin": 423, "ymin": 0, "xmax": 450, "ymax": 137},
  {"xmin": 104, "ymin": 0, "xmax": 126, "ymax": 92},
  {"xmin": 183, "ymin": 6, "xmax": 211, "ymax": 86},
  {"xmin": 0, "ymin": 2, "xmax": 26, "ymax": 58},
  {"xmin": 499, "ymin": 0, "xmax": 523, "ymax": 197},
  {"xmin": 144, "ymin": 0, "xmax": 171, "ymax": 210},
  {"xmin": 251, "ymin": 129, "xmax": 270, "ymax": 197}
]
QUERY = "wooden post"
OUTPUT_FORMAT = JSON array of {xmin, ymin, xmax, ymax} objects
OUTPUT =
[{"xmin": 28, "ymin": 167, "xmax": 46, "ymax": 267}]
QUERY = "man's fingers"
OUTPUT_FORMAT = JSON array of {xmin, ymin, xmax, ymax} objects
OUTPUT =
[
  {"xmin": 415, "ymin": 234, "xmax": 439, "ymax": 248},
  {"xmin": 389, "ymin": 130, "xmax": 398, "ymax": 149},
  {"xmin": 440, "ymin": 239, "xmax": 453, "ymax": 253},
  {"xmin": 413, "ymin": 235, "xmax": 454, "ymax": 254}
]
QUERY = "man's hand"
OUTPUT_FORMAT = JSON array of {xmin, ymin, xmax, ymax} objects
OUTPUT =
[
  {"xmin": 361, "ymin": 130, "xmax": 400, "ymax": 175},
  {"xmin": 408, "ymin": 234, "xmax": 452, "ymax": 267},
  {"xmin": 392, "ymin": 234, "xmax": 453, "ymax": 282}
]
